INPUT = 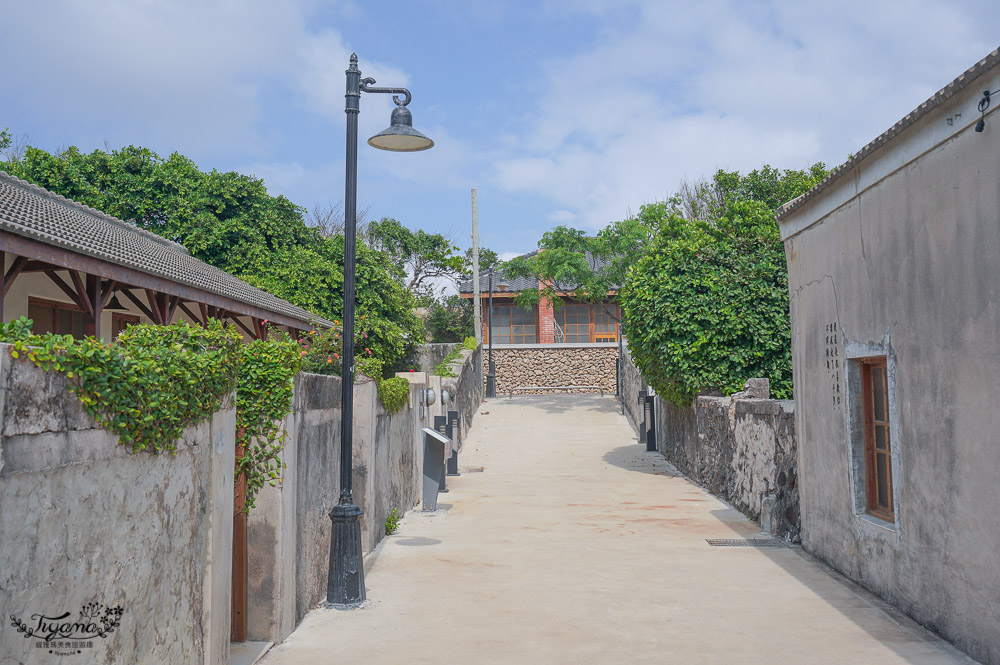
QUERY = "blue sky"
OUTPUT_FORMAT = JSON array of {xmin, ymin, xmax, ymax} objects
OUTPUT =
[{"xmin": 2, "ymin": 1, "xmax": 999, "ymax": 266}]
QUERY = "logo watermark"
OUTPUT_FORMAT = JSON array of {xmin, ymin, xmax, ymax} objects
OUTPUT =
[{"xmin": 10, "ymin": 602, "xmax": 123, "ymax": 657}]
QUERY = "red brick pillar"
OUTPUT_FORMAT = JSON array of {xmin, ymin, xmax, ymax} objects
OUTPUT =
[{"xmin": 538, "ymin": 280, "xmax": 555, "ymax": 344}]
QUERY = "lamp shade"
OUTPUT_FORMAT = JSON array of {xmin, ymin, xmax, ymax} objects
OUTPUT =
[
  {"xmin": 105, "ymin": 292, "xmax": 129, "ymax": 311},
  {"xmin": 367, "ymin": 105, "xmax": 434, "ymax": 152}
]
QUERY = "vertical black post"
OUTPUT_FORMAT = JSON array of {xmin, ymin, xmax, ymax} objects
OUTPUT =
[
  {"xmin": 638, "ymin": 389, "xmax": 647, "ymax": 445},
  {"xmin": 434, "ymin": 415, "xmax": 449, "ymax": 492},
  {"xmin": 486, "ymin": 268, "xmax": 496, "ymax": 397},
  {"xmin": 327, "ymin": 53, "xmax": 365, "ymax": 608},
  {"xmin": 447, "ymin": 410, "xmax": 460, "ymax": 476},
  {"xmin": 645, "ymin": 394, "xmax": 657, "ymax": 452}
]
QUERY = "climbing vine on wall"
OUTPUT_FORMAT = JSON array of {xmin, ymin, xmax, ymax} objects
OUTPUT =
[
  {"xmin": 236, "ymin": 331, "xmax": 302, "ymax": 510},
  {"xmin": 0, "ymin": 317, "xmax": 241, "ymax": 453},
  {"xmin": 0, "ymin": 316, "xmax": 308, "ymax": 511}
]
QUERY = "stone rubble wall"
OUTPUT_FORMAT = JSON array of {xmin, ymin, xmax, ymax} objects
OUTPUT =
[
  {"xmin": 621, "ymin": 347, "xmax": 800, "ymax": 541},
  {"xmin": 484, "ymin": 345, "xmax": 618, "ymax": 396}
]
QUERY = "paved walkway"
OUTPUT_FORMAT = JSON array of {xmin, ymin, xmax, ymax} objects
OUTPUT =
[{"xmin": 260, "ymin": 395, "xmax": 976, "ymax": 665}]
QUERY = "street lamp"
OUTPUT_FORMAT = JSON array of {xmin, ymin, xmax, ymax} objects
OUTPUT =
[{"xmin": 327, "ymin": 53, "xmax": 433, "ymax": 609}]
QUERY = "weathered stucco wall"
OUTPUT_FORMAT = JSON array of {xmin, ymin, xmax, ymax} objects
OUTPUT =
[
  {"xmin": 620, "ymin": 341, "xmax": 644, "ymax": 430},
  {"xmin": 439, "ymin": 343, "xmax": 483, "ymax": 448},
  {"xmin": 1, "ymin": 342, "xmax": 486, "ymax": 655},
  {"xmin": 780, "ymin": 61, "xmax": 1000, "ymax": 664},
  {"xmin": 485, "ymin": 344, "xmax": 617, "ymax": 395},
  {"xmin": 0, "ymin": 348, "xmax": 235, "ymax": 665},
  {"xmin": 415, "ymin": 343, "xmax": 458, "ymax": 373},
  {"xmin": 620, "ymin": 350, "xmax": 799, "ymax": 539},
  {"xmin": 289, "ymin": 372, "xmax": 342, "ymax": 624}
]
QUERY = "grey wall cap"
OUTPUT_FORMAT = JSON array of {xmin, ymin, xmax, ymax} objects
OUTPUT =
[
  {"xmin": 776, "ymin": 47, "xmax": 1000, "ymax": 223},
  {"xmin": 489, "ymin": 342, "xmax": 619, "ymax": 349}
]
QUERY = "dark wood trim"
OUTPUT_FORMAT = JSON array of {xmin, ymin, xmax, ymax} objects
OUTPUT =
[
  {"xmin": 84, "ymin": 273, "xmax": 101, "ymax": 338},
  {"xmin": 231, "ymin": 438, "xmax": 248, "ymax": 643},
  {"xmin": 177, "ymin": 302, "xmax": 202, "ymax": 325},
  {"xmin": 120, "ymin": 288, "xmax": 157, "ymax": 323},
  {"xmin": 0, "ymin": 230, "xmax": 313, "ymax": 330},
  {"xmin": 861, "ymin": 357, "xmax": 893, "ymax": 522},
  {"xmin": 166, "ymin": 295, "xmax": 181, "ymax": 323},
  {"xmin": 229, "ymin": 315, "xmax": 257, "ymax": 340},
  {"xmin": 43, "ymin": 270, "xmax": 86, "ymax": 310},
  {"xmin": 252, "ymin": 317, "xmax": 269, "ymax": 341},
  {"xmin": 4, "ymin": 255, "xmax": 28, "ymax": 295},
  {"xmin": 69, "ymin": 270, "xmax": 93, "ymax": 317},
  {"xmin": 29, "ymin": 295, "xmax": 84, "ymax": 312}
]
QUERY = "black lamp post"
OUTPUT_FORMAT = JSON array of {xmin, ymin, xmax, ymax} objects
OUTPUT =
[
  {"xmin": 327, "ymin": 53, "xmax": 433, "ymax": 609},
  {"xmin": 486, "ymin": 268, "xmax": 496, "ymax": 398}
]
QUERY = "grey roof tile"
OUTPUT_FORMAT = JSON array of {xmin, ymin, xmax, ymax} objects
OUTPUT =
[{"xmin": 0, "ymin": 171, "xmax": 333, "ymax": 327}]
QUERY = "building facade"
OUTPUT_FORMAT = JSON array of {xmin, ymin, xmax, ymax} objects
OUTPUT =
[
  {"xmin": 0, "ymin": 171, "xmax": 329, "ymax": 340},
  {"xmin": 777, "ymin": 49, "xmax": 1000, "ymax": 664}
]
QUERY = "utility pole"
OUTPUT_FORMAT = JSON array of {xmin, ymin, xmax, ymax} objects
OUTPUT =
[{"xmin": 471, "ymin": 189, "xmax": 482, "ymax": 344}]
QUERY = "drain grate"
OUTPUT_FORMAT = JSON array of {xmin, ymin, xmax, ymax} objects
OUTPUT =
[{"xmin": 706, "ymin": 538, "xmax": 787, "ymax": 548}]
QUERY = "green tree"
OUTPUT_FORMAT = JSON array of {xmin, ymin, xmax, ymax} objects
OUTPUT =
[
  {"xmin": 365, "ymin": 217, "xmax": 466, "ymax": 300},
  {"xmin": 424, "ymin": 294, "xmax": 474, "ymax": 342},
  {"xmin": 1, "ymin": 144, "xmax": 422, "ymax": 371},
  {"xmin": 463, "ymin": 246, "xmax": 500, "ymax": 276},
  {"xmin": 621, "ymin": 164, "xmax": 828, "ymax": 404},
  {"xmin": 502, "ymin": 206, "xmax": 661, "ymax": 319}
]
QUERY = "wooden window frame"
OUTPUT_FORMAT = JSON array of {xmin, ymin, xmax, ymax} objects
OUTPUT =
[
  {"xmin": 556, "ymin": 302, "xmax": 620, "ymax": 344},
  {"xmin": 28, "ymin": 296, "xmax": 85, "ymax": 338},
  {"xmin": 486, "ymin": 303, "xmax": 537, "ymax": 344},
  {"xmin": 861, "ymin": 357, "xmax": 894, "ymax": 522}
]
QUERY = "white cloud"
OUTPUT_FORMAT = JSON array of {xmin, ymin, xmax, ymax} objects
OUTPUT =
[
  {"xmin": 549, "ymin": 210, "xmax": 577, "ymax": 222},
  {"xmin": 0, "ymin": 0, "xmax": 402, "ymax": 156},
  {"xmin": 491, "ymin": 0, "xmax": 999, "ymax": 230}
]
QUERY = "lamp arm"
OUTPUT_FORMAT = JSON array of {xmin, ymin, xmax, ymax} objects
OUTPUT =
[{"xmin": 359, "ymin": 77, "xmax": 412, "ymax": 106}]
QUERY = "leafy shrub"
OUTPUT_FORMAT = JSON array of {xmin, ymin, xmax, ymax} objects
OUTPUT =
[
  {"xmin": 1, "ymin": 318, "xmax": 241, "ymax": 453},
  {"xmin": 236, "ymin": 331, "xmax": 302, "ymax": 510},
  {"xmin": 432, "ymin": 345, "xmax": 464, "ymax": 377},
  {"xmin": 424, "ymin": 294, "xmax": 473, "ymax": 342},
  {"xmin": 296, "ymin": 325, "xmax": 408, "ymax": 413},
  {"xmin": 621, "ymin": 165, "xmax": 827, "ymax": 405}
]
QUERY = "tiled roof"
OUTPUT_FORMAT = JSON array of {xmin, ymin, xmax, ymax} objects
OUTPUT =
[
  {"xmin": 776, "ymin": 47, "xmax": 1000, "ymax": 222},
  {"xmin": 0, "ymin": 171, "xmax": 333, "ymax": 327},
  {"xmin": 457, "ymin": 249, "xmax": 618, "ymax": 294}
]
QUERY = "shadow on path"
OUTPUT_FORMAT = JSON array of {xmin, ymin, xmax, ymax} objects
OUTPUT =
[{"xmin": 496, "ymin": 393, "xmax": 619, "ymax": 415}]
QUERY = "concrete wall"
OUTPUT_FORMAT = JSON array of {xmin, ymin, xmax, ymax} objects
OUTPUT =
[
  {"xmin": 0, "ymin": 346, "xmax": 235, "ymax": 665},
  {"xmin": 779, "ymin": 61, "xmax": 1000, "ymax": 664},
  {"xmin": 0, "ymin": 341, "xmax": 486, "ymax": 654},
  {"xmin": 620, "ymin": 349, "xmax": 800, "ymax": 539},
  {"xmin": 484, "ymin": 344, "xmax": 618, "ymax": 396},
  {"xmin": 439, "ymin": 343, "xmax": 483, "ymax": 448},
  {"xmin": 620, "ymin": 341, "xmax": 644, "ymax": 429},
  {"xmin": 249, "ymin": 344, "xmax": 484, "ymax": 642},
  {"xmin": 415, "ymin": 343, "xmax": 458, "ymax": 373}
]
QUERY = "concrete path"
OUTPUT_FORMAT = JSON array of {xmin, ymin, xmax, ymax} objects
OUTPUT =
[{"xmin": 260, "ymin": 395, "xmax": 976, "ymax": 665}]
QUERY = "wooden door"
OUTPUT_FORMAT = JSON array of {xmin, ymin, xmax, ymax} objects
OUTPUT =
[{"xmin": 231, "ymin": 439, "xmax": 247, "ymax": 642}]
